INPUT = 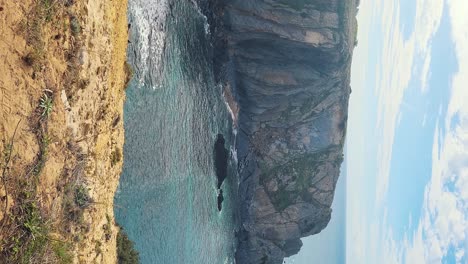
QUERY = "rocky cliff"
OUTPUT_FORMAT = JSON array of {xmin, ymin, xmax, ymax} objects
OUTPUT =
[{"xmin": 219, "ymin": 0, "xmax": 358, "ymax": 263}]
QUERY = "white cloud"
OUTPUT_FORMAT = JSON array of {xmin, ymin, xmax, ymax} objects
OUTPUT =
[
  {"xmin": 374, "ymin": 0, "xmax": 444, "ymax": 208},
  {"xmin": 413, "ymin": 0, "xmax": 445, "ymax": 54},
  {"xmin": 347, "ymin": 0, "xmax": 382, "ymax": 261},
  {"xmin": 347, "ymin": 0, "xmax": 468, "ymax": 263},
  {"xmin": 420, "ymin": 55, "xmax": 432, "ymax": 93},
  {"xmin": 367, "ymin": 1, "xmax": 468, "ymax": 262},
  {"xmin": 396, "ymin": 111, "xmax": 403, "ymax": 127}
]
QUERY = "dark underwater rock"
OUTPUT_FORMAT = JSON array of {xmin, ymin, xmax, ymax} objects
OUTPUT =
[
  {"xmin": 214, "ymin": 133, "xmax": 229, "ymax": 189},
  {"xmin": 218, "ymin": 189, "xmax": 225, "ymax": 211}
]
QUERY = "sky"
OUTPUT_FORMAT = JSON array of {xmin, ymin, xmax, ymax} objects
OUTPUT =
[
  {"xmin": 286, "ymin": 0, "xmax": 468, "ymax": 263},
  {"xmin": 347, "ymin": 0, "xmax": 468, "ymax": 263}
]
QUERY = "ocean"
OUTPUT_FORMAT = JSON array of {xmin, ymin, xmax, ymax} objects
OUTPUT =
[{"xmin": 114, "ymin": 1, "xmax": 239, "ymax": 263}]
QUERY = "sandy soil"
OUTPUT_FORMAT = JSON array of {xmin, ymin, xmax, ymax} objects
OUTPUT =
[{"xmin": 0, "ymin": 0, "xmax": 128, "ymax": 262}]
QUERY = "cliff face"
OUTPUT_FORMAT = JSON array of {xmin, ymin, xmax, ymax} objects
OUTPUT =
[{"xmin": 221, "ymin": 0, "xmax": 358, "ymax": 263}]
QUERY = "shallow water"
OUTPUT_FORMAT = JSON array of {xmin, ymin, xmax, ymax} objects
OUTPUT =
[{"xmin": 114, "ymin": 1, "xmax": 239, "ymax": 263}]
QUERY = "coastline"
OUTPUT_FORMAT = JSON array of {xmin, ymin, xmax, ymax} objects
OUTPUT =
[{"xmin": 0, "ymin": 0, "xmax": 128, "ymax": 262}]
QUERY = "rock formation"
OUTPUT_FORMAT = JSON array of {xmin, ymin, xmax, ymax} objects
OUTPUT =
[{"xmin": 218, "ymin": 0, "xmax": 358, "ymax": 263}]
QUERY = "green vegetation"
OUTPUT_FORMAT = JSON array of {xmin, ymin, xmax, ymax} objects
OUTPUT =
[
  {"xmin": 259, "ymin": 146, "xmax": 341, "ymax": 211},
  {"xmin": 117, "ymin": 228, "xmax": 140, "ymax": 264},
  {"xmin": 70, "ymin": 16, "xmax": 81, "ymax": 35},
  {"xmin": 32, "ymin": 133, "xmax": 50, "ymax": 177},
  {"xmin": 40, "ymin": 0, "xmax": 58, "ymax": 23},
  {"xmin": 39, "ymin": 93, "xmax": 53, "ymax": 117},
  {"xmin": 0, "ymin": 172, "xmax": 73, "ymax": 263},
  {"xmin": 21, "ymin": 0, "xmax": 61, "ymax": 71},
  {"xmin": 1, "ymin": 143, "xmax": 13, "ymax": 169},
  {"xmin": 63, "ymin": 182, "xmax": 92, "ymax": 224},
  {"xmin": 22, "ymin": 201, "xmax": 43, "ymax": 240},
  {"xmin": 35, "ymin": 91, "xmax": 53, "ymax": 178},
  {"xmin": 0, "ymin": 1, "xmax": 98, "ymax": 263},
  {"xmin": 0, "ymin": 121, "xmax": 73, "ymax": 262},
  {"xmin": 21, "ymin": 0, "xmax": 82, "ymax": 73},
  {"xmin": 74, "ymin": 184, "xmax": 92, "ymax": 208},
  {"xmin": 273, "ymin": 189, "xmax": 295, "ymax": 213},
  {"xmin": 52, "ymin": 240, "xmax": 73, "ymax": 264},
  {"xmin": 111, "ymin": 148, "xmax": 122, "ymax": 166},
  {"xmin": 12, "ymin": 193, "xmax": 48, "ymax": 263}
]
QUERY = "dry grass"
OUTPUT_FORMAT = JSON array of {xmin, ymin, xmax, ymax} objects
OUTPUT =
[
  {"xmin": 0, "ymin": 0, "xmax": 91, "ymax": 262},
  {"xmin": 1, "ymin": 0, "xmax": 129, "ymax": 261},
  {"xmin": 0, "ymin": 121, "xmax": 71, "ymax": 263},
  {"xmin": 21, "ymin": 0, "xmax": 62, "ymax": 72}
]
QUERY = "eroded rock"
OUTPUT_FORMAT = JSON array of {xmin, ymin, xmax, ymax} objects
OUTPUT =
[{"xmin": 216, "ymin": 0, "xmax": 358, "ymax": 263}]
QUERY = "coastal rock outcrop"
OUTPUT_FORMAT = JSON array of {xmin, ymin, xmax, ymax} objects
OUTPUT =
[{"xmin": 218, "ymin": 0, "xmax": 358, "ymax": 263}]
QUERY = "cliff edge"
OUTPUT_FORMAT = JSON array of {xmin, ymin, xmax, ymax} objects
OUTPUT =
[
  {"xmin": 0, "ymin": 0, "xmax": 128, "ymax": 262},
  {"xmin": 220, "ymin": 0, "xmax": 358, "ymax": 263}
]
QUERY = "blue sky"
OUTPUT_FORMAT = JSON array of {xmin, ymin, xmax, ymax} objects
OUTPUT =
[
  {"xmin": 347, "ymin": 0, "xmax": 468, "ymax": 263},
  {"xmin": 286, "ymin": 0, "xmax": 468, "ymax": 263}
]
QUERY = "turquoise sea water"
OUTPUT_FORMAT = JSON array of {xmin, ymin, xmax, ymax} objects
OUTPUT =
[{"xmin": 114, "ymin": 1, "xmax": 239, "ymax": 263}]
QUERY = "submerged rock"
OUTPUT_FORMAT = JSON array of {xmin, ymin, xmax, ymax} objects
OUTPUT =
[
  {"xmin": 215, "ymin": 0, "xmax": 359, "ymax": 263},
  {"xmin": 218, "ymin": 189, "xmax": 225, "ymax": 211},
  {"xmin": 214, "ymin": 134, "xmax": 229, "ymax": 189},
  {"xmin": 214, "ymin": 134, "xmax": 229, "ymax": 211}
]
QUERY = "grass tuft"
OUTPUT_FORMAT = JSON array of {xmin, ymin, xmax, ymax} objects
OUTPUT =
[
  {"xmin": 39, "ymin": 93, "xmax": 53, "ymax": 117},
  {"xmin": 22, "ymin": 0, "xmax": 62, "ymax": 72},
  {"xmin": 74, "ymin": 184, "xmax": 92, "ymax": 208},
  {"xmin": 70, "ymin": 16, "xmax": 81, "ymax": 35},
  {"xmin": 62, "ymin": 181, "xmax": 93, "ymax": 226},
  {"xmin": 52, "ymin": 240, "xmax": 73, "ymax": 264}
]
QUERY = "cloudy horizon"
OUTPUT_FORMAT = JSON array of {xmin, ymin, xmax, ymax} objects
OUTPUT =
[{"xmin": 347, "ymin": 0, "xmax": 468, "ymax": 263}]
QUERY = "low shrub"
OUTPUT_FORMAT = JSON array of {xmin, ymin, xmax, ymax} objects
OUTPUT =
[{"xmin": 116, "ymin": 228, "xmax": 140, "ymax": 264}]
